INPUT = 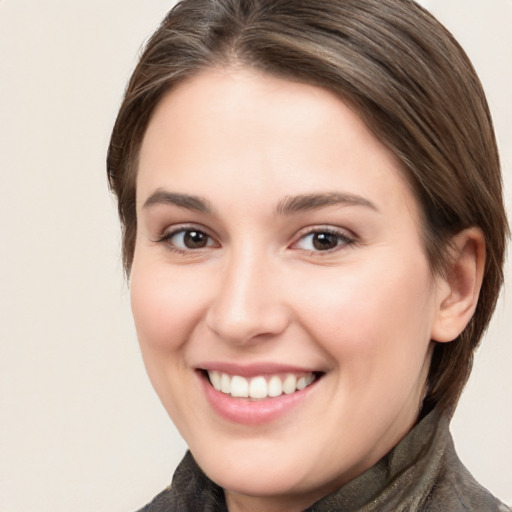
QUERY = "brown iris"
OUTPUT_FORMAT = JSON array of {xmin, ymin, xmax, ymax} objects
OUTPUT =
[
  {"xmin": 312, "ymin": 232, "xmax": 340, "ymax": 251},
  {"xmin": 183, "ymin": 230, "xmax": 209, "ymax": 249}
]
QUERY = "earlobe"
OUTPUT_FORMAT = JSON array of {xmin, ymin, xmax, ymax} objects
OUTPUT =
[{"xmin": 431, "ymin": 228, "xmax": 486, "ymax": 343}]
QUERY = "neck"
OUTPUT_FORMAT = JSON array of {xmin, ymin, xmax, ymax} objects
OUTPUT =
[{"xmin": 225, "ymin": 489, "xmax": 319, "ymax": 512}]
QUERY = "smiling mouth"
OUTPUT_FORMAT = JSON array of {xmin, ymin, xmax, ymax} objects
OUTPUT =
[{"xmin": 204, "ymin": 370, "xmax": 322, "ymax": 400}]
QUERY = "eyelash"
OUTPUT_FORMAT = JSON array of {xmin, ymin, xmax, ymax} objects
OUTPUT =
[
  {"xmin": 291, "ymin": 227, "xmax": 356, "ymax": 254},
  {"xmin": 155, "ymin": 225, "xmax": 217, "ymax": 254},
  {"xmin": 156, "ymin": 225, "xmax": 356, "ymax": 255}
]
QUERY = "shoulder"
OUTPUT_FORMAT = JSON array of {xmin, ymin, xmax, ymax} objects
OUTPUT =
[
  {"xmin": 136, "ymin": 485, "xmax": 174, "ymax": 512},
  {"xmin": 420, "ymin": 436, "xmax": 510, "ymax": 512}
]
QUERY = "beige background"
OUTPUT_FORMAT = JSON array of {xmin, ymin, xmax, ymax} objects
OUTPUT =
[{"xmin": 0, "ymin": 1, "xmax": 510, "ymax": 511}]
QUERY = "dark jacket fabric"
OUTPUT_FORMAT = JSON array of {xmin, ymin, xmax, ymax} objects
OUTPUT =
[{"xmin": 138, "ymin": 408, "xmax": 510, "ymax": 511}]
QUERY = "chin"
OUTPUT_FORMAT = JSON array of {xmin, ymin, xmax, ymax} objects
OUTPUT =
[
  {"xmin": 190, "ymin": 441, "xmax": 328, "ymax": 500},
  {"xmin": 210, "ymin": 470, "xmax": 315, "ymax": 504}
]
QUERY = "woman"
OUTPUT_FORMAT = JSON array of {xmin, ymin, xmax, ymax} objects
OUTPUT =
[{"xmin": 107, "ymin": 0, "xmax": 509, "ymax": 510}]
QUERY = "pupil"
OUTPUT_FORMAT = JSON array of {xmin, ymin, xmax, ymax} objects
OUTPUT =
[
  {"xmin": 313, "ymin": 232, "xmax": 338, "ymax": 251},
  {"xmin": 184, "ymin": 231, "xmax": 207, "ymax": 248}
]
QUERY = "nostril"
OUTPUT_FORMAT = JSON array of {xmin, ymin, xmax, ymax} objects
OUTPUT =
[
  {"xmin": 204, "ymin": 261, "xmax": 290, "ymax": 343},
  {"xmin": 205, "ymin": 304, "xmax": 290, "ymax": 344}
]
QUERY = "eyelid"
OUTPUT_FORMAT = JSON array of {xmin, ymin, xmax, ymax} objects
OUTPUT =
[
  {"xmin": 290, "ymin": 225, "xmax": 356, "ymax": 252},
  {"xmin": 153, "ymin": 223, "xmax": 355, "ymax": 254},
  {"xmin": 155, "ymin": 224, "xmax": 220, "ymax": 250}
]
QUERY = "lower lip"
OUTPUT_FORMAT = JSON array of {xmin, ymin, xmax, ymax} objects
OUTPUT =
[{"xmin": 199, "ymin": 372, "xmax": 318, "ymax": 425}]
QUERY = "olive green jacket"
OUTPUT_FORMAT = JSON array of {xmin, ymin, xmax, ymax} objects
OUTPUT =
[{"xmin": 138, "ymin": 409, "xmax": 510, "ymax": 511}]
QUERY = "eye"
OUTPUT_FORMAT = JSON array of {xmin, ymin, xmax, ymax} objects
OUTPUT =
[
  {"xmin": 293, "ymin": 229, "xmax": 355, "ymax": 252},
  {"xmin": 161, "ymin": 228, "xmax": 217, "ymax": 251}
]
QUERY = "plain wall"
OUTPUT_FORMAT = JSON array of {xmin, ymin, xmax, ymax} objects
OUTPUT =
[{"xmin": 0, "ymin": 1, "xmax": 510, "ymax": 510}]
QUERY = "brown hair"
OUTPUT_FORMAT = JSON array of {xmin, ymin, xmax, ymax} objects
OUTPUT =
[{"xmin": 107, "ymin": 0, "xmax": 508, "ymax": 412}]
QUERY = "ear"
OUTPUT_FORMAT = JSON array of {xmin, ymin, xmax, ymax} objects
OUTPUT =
[{"xmin": 430, "ymin": 228, "xmax": 486, "ymax": 343}]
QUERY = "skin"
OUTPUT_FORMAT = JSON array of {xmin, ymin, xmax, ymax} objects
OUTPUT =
[{"xmin": 130, "ymin": 67, "xmax": 483, "ymax": 512}]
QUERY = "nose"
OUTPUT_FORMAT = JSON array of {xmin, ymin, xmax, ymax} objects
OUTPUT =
[{"xmin": 205, "ymin": 247, "xmax": 290, "ymax": 344}]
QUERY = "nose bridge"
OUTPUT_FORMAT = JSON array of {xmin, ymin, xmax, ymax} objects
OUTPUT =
[{"xmin": 206, "ymin": 241, "xmax": 287, "ymax": 343}]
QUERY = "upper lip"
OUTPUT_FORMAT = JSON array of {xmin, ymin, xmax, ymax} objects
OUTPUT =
[{"xmin": 196, "ymin": 362, "xmax": 321, "ymax": 378}]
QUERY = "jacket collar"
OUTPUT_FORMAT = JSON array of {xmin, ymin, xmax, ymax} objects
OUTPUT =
[{"xmin": 164, "ymin": 408, "xmax": 448, "ymax": 511}]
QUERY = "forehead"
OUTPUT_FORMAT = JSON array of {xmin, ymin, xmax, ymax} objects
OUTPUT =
[{"xmin": 137, "ymin": 66, "xmax": 418, "ymax": 221}]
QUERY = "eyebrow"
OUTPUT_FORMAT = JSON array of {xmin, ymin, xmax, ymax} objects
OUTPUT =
[
  {"xmin": 142, "ymin": 189, "xmax": 214, "ymax": 213},
  {"xmin": 275, "ymin": 192, "xmax": 378, "ymax": 215},
  {"xmin": 142, "ymin": 189, "xmax": 377, "ymax": 216}
]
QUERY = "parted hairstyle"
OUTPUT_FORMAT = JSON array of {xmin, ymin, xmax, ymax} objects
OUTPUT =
[{"xmin": 107, "ymin": 0, "xmax": 509, "ymax": 413}]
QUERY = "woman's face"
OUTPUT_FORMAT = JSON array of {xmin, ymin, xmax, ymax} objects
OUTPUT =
[{"xmin": 131, "ymin": 67, "xmax": 444, "ymax": 510}]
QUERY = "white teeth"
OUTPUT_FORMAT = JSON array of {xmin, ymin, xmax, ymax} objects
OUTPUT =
[
  {"xmin": 282, "ymin": 374, "xmax": 297, "ymax": 394},
  {"xmin": 207, "ymin": 371, "xmax": 317, "ymax": 399},
  {"xmin": 296, "ymin": 376, "xmax": 308, "ymax": 390},
  {"xmin": 220, "ymin": 373, "xmax": 231, "ymax": 394},
  {"xmin": 231, "ymin": 375, "xmax": 249, "ymax": 397},
  {"xmin": 267, "ymin": 375, "xmax": 283, "ymax": 397},
  {"xmin": 209, "ymin": 370, "xmax": 221, "ymax": 391},
  {"xmin": 249, "ymin": 376, "xmax": 267, "ymax": 399}
]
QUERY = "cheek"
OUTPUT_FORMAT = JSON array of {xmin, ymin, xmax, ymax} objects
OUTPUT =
[
  {"xmin": 296, "ymin": 257, "xmax": 435, "ymax": 365},
  {"xmin": 129, "ymin": 262, "xmax": 206, "ymax": 354},
  {"xmin": 129, "ymin": 261, "xmax": 205, "ymax": 420}
]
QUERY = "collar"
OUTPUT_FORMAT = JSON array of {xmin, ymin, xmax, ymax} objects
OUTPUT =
[
  {"xmin": 140, "ymin": 407, "xmax": 508, "ymax": 511},
  {"xmin": 162, "ymin": 408, "xmax": 447, "ymax": 511}
]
